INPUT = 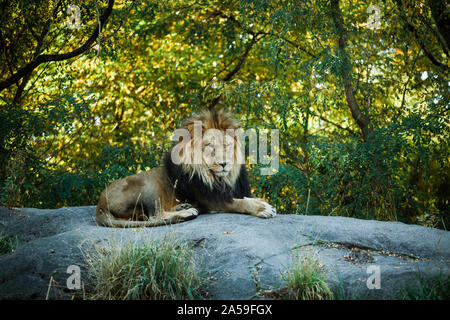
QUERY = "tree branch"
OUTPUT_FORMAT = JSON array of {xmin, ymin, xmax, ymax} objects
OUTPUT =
[
  {"xmin": 207, "ymin": 38, "xmax": 257, "ymax": 110},
  {"xmin": 394, "ymin": 0, "xmax": 449, "ymax": 71},
  {"xmin": 0, "ymin": 0, "xmax": 115, "ymax": 92},
  {"xmin": 205, "ymin": 11, "xmax": 266, "ymax": 110},
  {"xmin": 428, "ymin": 0, "xmax": 450, "ymax": 51},
  {"xmin": 330, "ymin": 0, "xmax": 372, "ymax": 140},
  {"xmin": 212, "ymin": 10, "xmax": 317, "ymax": 59},
  {"xmin": 311, "ymin": 111, "xmax": 358, "ymax": 137},
  {"xmin": 394, "ymin": 49, "xmax": 421, "ymax": 122}
]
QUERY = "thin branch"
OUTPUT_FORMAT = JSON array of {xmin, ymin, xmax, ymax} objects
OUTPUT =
[
  {"xmin": 207, "ymin": 37, "xmax": 259, "ymax": 110},
  {"xmin": 310, "ymin": 112, "xmax": 358, "ymax": 137},
  {"xmin": 266, "ymin": 112, "xmax": 324, "ymax": 206},
  {"xmin": 203, "ymin": 10, "xmax": 266, "ymax": 110},
  {"xmin": 93, "ymin": 0, "xmax": 102, "ymax": 63},
  {"xmin": 95, "ymin": 0, "xmax": 135, "ymax": 45},
  {"xmin": 417, "ymin": 10, "xmax": 448, "ymax": 56},
  {"xmin": 394, "ymin": 48, "xmax": 422, "ymax": 121},
  {"xmin": 257, "ymin": 31, "xmax": 317, "ymax": 58},
  {"xmin": 12, "ymin": 2, "xmax": 63, "ymax": 106},
  {"xmin": 0, "ymin": 0, "xmax": 115, "ymax": 92},
  {"xmin": 394, "ymin": 0, "xmax": 449, "ymax": 71}
]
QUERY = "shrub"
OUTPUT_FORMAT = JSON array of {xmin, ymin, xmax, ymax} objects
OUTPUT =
[{"xmin": 250, "ymin": 109, "xmax": 449, "ymax": 229}]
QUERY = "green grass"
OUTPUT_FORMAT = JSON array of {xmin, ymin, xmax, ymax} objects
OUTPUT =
[
  {"xmin": 280, "ymin": 253, "xmax": 334, "ymax": 300},
  {"xmin": 86, "ymin": 234, "xmax": 204, "ymax": 300},
  {"xmin": 399, "ymin": 273, "xmax": 450, "ymax": 300},
  {"xmin": 0, "ymin": 233, "xmax": 19, "ymax": 255}
]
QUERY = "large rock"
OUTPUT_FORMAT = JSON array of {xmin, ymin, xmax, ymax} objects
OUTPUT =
[{"xmin": 0, "ymin": 206, "xmax": 449, "ymax": 300}]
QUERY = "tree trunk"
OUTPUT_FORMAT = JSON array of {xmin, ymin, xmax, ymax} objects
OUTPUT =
[{"xmin": 330, "ymin": 0, "xmax": 372, "ymax": 140}]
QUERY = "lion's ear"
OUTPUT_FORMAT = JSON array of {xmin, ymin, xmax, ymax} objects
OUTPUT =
[
  {"xmin": 184, "ymin": 118, "xmax": 206, "ymax": 138},
  {"xmin": 215, "ymin": 109, "xmax": 241, "ymax": 130}
]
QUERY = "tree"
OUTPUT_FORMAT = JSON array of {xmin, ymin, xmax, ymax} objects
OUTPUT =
[
  {"xmin": 0, "ymin": 0, "xmax": 448, "ymax": 228},
  {"xmin": 0, "ymin": 0, "xmax": 116, "ymax": 105}
]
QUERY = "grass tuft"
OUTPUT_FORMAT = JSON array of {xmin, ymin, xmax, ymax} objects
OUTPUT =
[
  {"xmin": 86, "ymin": 234, "xmax": 204, "ymax": 300},
  {"xmin": 399, "ymin": 273, "xmax": 450, "ymax": 300},
  {"xmin": 281, "ymin": 253, "xmax": 333, "ymax": 300},
  {"xmin": 0, "ymin": 233, "xmax": 19, "ymax": 255}
]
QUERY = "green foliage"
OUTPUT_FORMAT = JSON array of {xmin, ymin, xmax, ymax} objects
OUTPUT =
[
  {"xmin": 0, "ymin": 94, "xmax": 92, "ymax": 207},
  {"xmin": 0, "ymin": 90, "xmax": 164, "ymax": 208},
  {"xmin": 0, "ymin": 0, "xmax": 448, "ymax": 229},
  {"xmin": 251, "ymin": 101, "xmax": 449, "ymax": 227},
  {"xmin": 0, "ymin": 142, "xmax": 162, "ymax": 208}
]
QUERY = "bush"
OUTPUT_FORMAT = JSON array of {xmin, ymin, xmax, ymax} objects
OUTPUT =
[{"xmin": 250, "ymin": 109, "xmax": 449, "ymax": 229}]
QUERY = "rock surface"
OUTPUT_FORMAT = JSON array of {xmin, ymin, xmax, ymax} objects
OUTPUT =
[{"xmin": 0, "ymin": 206, "xmax": 449, "ymax": 300}]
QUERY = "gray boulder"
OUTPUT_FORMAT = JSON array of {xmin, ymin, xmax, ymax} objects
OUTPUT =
[{"xmin": 0, "ymin": 206, "xmax": 449, "ymax": 300}]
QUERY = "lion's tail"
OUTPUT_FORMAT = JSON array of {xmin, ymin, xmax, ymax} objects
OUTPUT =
[{"xmin": 95, "ymin": 207, "xmax": 170, "ymax": 228}]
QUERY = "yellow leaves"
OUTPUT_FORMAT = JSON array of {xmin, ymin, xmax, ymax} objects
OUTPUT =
[
  {"xmin": 135, "ymin": 86, "xmax": 145, "ymax": 94},
  {"xmin": 108, "ymin": 71, "xmax": 117, "ymax": 81},
  {"xmin": 395, "ymin": 48, "xmax": 404, "ymax": 56}
]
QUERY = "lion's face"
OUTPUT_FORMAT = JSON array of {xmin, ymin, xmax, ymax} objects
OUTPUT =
[
  {"xmin": 201, "ymin": 129, "xmax": 238, "ymax": 177},
  {"xmin": 175, "ymin": 109, "xmax": 244, "ymax": 188}
]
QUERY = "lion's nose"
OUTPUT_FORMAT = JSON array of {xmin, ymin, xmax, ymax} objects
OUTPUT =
[{"xmin": 218, "ymin": 162, "xmax": 227, "ymax": 168}]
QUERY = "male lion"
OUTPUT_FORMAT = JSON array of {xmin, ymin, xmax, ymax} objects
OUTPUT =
[{"xmin": 96, "ymin": 109, "xmax": 276, "ymax": 227}]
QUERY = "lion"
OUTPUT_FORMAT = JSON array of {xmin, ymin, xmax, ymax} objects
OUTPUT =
[{"xmin": 96, "ymin": 109, "xmax": 276, "ymax": 228}]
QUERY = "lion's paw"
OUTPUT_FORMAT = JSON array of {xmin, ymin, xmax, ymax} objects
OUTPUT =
[
  {"xmin": 246, "ymin": 197, "xmax": 277, "ymax": 219},
  {"xmin": 178, "ymin": 207, "xmax": 199, "ymax": 221},
  {"xmin": 258, "ymin": 201, "xmax": 277, "ymax": 218},
  {"xmin": 176, "ymin": 203, "xmax": 193, "ymax": 211}
]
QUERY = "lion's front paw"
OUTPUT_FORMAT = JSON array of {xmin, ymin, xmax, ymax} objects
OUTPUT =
[
  {"xmin": 175, "ymin": 203, "xmax": 193, "ymax": 211},
  {"xmin": 245, "ymin": 197, "xmax": 277, "ymax": 219},
  {"xmin": 178, "ymin": 207, "xmax": 199, "ymax": 221},
  {"xmin": 257, "ymin": 200, "xmax": 277, "ymax": 218}
]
